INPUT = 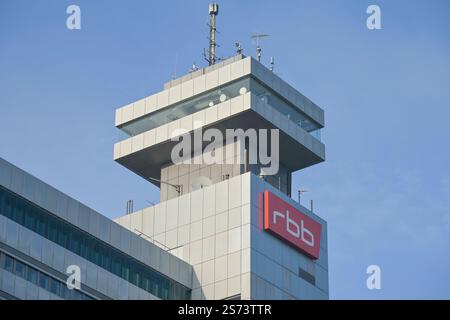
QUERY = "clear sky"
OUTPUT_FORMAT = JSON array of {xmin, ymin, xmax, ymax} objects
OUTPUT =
[{"xmin": 1, "ymin": 0, "xmax": 449, "ymax": 299}]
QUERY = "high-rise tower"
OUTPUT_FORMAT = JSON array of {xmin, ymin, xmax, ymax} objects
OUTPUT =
[{"xmin": 113, "ymin": 5, "xmax": 328, "ymax": 300}]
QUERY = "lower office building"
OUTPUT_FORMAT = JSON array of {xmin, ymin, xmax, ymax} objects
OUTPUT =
[{"xmin": 0, "ymin": 158, "xmax": 191, "ymax": 300}]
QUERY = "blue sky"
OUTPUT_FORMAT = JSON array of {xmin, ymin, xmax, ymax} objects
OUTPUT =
[{"xmin": 1, "ymin": 0, "xmax": 449, "ymax": 299}]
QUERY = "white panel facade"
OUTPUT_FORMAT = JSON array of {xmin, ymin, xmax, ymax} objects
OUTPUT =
[{"xmin": 116, "ymin": 172, "xmax": 329, "ymax": 300}]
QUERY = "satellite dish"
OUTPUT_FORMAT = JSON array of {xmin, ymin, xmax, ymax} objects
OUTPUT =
[
  {"xmin": 261, "ymin": 95, "xmax": 268, "ymax": 104},
  {"xmin": 191, "ymin": 176, "xmax": 213, "ymax": 191}
]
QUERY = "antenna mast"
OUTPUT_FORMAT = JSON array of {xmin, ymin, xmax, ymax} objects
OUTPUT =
[
  {"xmin": 251, "ymin": 33, "xmax": 269, "ymax": 62},
  {"xmin": 208, "ymin": 3, "xmax": 219, "ymax": 66}
]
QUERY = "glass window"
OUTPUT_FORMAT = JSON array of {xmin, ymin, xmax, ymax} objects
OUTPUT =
[
  {"xmin": 58, "ymin": 225, "xmax": 68, "ymax": 248},
  {"xmin": 117, "ymin": 76, "xmax": 321, "ymax": 143},
  {"xmin": 122, "ymin": 262, "xmax": 130, "ymax": 281},
  {"xmin": 14, "ymin": 258, "xmax": 26, "ymax": 278},
  {"xmin": 249, "ymin": 79, "xmax": 321, "ymax": 133},
  {"xmin": 310, "ymin": 128, "xmax": 321, "ymax": 141},
  {"xmin": 12, "ymin": 197, "xmax": 25, "ymax": 225},
  {"xmin": 151, "ymin": 274, "xmax": 160, "ymax": 296},
  {"xmin": 161, "ymin": 285, "xmax": 169, "ymax": 300},
  {"xmin": 60, "ymin": 285, "xmax": 71, "ymax": 300},
  {"xmin": 71, "ymin": 289, "xmax": 90, "ymax": 300},
  {"xmin": 38, "ymin": 272, "xmax": 49, "ymax": 290},
  {"xmin": 112, "ymin": 255, "xmax": 121, "ymax": 276},
  {"xmin": 68, "ymin": 288, "xmax": 78, "ymax": 300},
  {"xmin": 49, "ymin": 277, "xmax": 60, "ymax": 296},
  {"xmin": 0, "ymin": 186, "xmax": 191, "ymax": 300},
  {"xmin": 48, "ymin": 220, "xmax": 58, "ymax": 242},
  {"xmin": 119, "ymin": 77, "xmax": 251, "ymax": 137},
  {"xmin": 0, "ymin": 250, "xmax": 93, "ymax": 300},
  {"xmin": 69, "ymin": 231, "xmax": 80, "ymax": 255},
  {"xmin": 24, "ymin": 209, "xmax": 36, "ymax": 230},
  {"xmin": 27, "ymin": 267, "xmax": 38, "ymax": 284},
  {"xmin": 101, "ymin": 249, "xmax": 111, "ymax": 271},
  {"xmin": 79, "ymin": 239, "xmax": 88, "ymax": 259},
  {"xmin": 92, "ymin": 244, "xmax": 100, "ymax": 265},
  {"xmin": 71, "ymin": 290, "xmax": 83, "ymax": 300},
  {"xmin": 135, "ymin": 269, "xmax": 141, "ymax": 288},
  {"xmin": 142, "ymin": 274, "xmax": 150, "ymax": 292},
  {"xmin": 3, "ymin": 254, "xmax": 14, "ymax": 273},
  {"xmin": 36, "ymin": 216, "xmax": 47, "ymax": 236},
  {"xmin": 4, "ymin": 196, "xmax": 13, "ymax": 220}
]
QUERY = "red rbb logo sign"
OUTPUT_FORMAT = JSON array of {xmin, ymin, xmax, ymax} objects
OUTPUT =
[{"xmin": 263, "ymin": 191, "xmax": 322, "ymax": 259}]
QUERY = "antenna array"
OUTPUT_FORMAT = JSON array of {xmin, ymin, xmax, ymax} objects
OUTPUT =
[{"xmin": 204, "ymin": 3, "xmax": 219, "ymax": 66}]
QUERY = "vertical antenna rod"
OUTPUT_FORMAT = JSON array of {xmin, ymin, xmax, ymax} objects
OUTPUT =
[
  {"xmin": 126, "ymin": 200, "xmax": 134, "ymax": 215},
  {"xmin": 208, "ymin": 3, "xmax": 219, "ymax": 66},
  {"xmin": 235, "ymin": 42, "xmax": 243, "ymax": 55},
  {"xmin": 251, "ymin": 33, "xmax": 269, "ymax": 63},
  {"xmin": 256, "ymin": 46, "xmax": 262, "ymax": 62}
]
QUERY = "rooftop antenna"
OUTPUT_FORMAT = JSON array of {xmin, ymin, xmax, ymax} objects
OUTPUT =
[
  {"xmin": 189, "ymin": 63, "xmax": 199, "ymax": 73},
  {"xmin": 251, "ymin": 33, "xmax": 269, "ymax": 62},
  {"xmin": 171, "ymin": 53, "xmax": 179, "ymax": 80},
  {"xmin": 270, "ymin": 56, "xmax": 275, "ymax": 72},
  {"xmin": 235, "ymin": 42, "xmax": 243, "ymax": 55},
  {"xmin": 297, "ymin": 189, "xmax": 309, "ymax": 205},
  {"xmin": 207, "ymin": 3, "xmax": 219, "ymax": 66},
  {"xmin": 147, "ymin": 176, "xmax": 182, "ymax": 196},
  {"xmin": 125, "ymin": 199, "xmax": 134, "ymax": 215}
]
